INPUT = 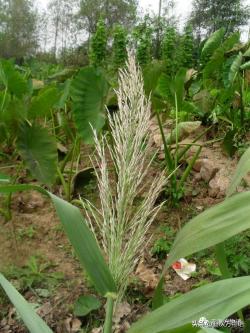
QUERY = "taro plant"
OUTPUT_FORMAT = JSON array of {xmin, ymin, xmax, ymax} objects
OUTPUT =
[
  {"xmin": 0, "ymin": 59, "xmax": 59, "ymax": 221},
  {"xmin": 196, "ymin": 28, "xmax": 250, "ymax": 155},
  {"xmin": 156, "ymin": 68, "xmax": 204, "ymax": 204}
]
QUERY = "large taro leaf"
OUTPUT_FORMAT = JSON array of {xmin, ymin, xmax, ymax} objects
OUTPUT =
[
  {"xmin": 16, "ymin": 123, "xmax": 57, "ymax": 185},
  {"xmin": 0, "ymin": 273, "xmax": 53, "ymax": 333},
  {"xmin": 70, "ymin": 67, "xmax": 109, "ymax": 143},
  {"xmin": 28, "ymin": 86, "xmax": 60, "ymax": 119},
  {"xmin": 1, "ymin": 97, "xmax": 26, "ymax": 135},
  {"xmin": 201, "ymin": 28, "xmax": 225, "ymax": 61},
  {"xmin": 0, "ymin": 60, "xmax": 28, "ymax": 98},
  {"xmin": 128, "ymin": 276, "xmax": 250, "ymax": 333},
  {"xmin": 228, "ymin": 53, "xmax": 243, "ymax": 84}
]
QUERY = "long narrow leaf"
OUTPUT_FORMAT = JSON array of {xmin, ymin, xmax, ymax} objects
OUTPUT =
[
  {"xmin": 166, "ymin": 191, "xmax": 250, "ymax": 267},
  {"xmin": 48, "ymin": 193, "xmax": 117, "ymax": 296},
  {"xmin": 227, "ymin": 146, "xmax": 250, "ymax": 196},
  {"xmin": 128, "ymin": 276, "xmax": 250, "ymax": 333},
  {"xmin": 0, "ymin": 273, "xmax": 53, "ymax": 333}
]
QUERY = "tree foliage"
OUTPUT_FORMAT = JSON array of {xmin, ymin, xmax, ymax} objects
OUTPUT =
[
  {"xmin": 161, "ymin": 25, "xmax": 179, "ymax": 76},
  {"xmin": 79, "ymin": 0, "xmax": 138, "ymax": 34},
  {"xmin": 112, "ymin": 24, "xmax": 127, "ymax": 71},
  {"xmin": 0, "ymin": 0, "xmax": 38, "ymax": 59},
  {"xmin": 190, "ymin": 0, "xmax": 250, "ymax": 38},
  {"xmin": 89, "ymin": 18, "xmax": 108, "ymax": 67}
]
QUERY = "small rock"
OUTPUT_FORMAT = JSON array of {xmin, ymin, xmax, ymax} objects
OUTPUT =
[
  {"xmin": 209, "ymin": 168, "xmax": 230, "ymax": 197},
  {"xmin": 194, "ymin": 173, "xmax": 202, "ymax": 181},
  {"xmin": 153, "ymin": 134, "xmax": 163, "ymax": 148},
  {"xmin": 208, "ymin": 187, "xmax": 219, "ymax": 198},
  {"xmin": 192, "ymin": 159, "xmax": 204, "ymax": 172},
  {"xmin": 200, "ymin": 159, "xmax": 219, "ymax": 182},
  {"xmin": 158, "ymin": 152, "xmax": 165, "ymax": 160}
]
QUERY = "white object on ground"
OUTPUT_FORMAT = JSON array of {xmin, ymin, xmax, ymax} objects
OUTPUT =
[{"xmin": 171, "ymin": 258, "xmax": 196, "ymax": 280}]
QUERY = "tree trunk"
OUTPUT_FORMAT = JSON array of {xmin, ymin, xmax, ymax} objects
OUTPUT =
[{"xmin": 155, "ymin": 0, "xmax": 162, "ymax": 59}]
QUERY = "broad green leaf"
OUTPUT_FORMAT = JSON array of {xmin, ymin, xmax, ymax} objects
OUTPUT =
[
  {"xmin": 201, "ymin": 28, "xmax": 226, "ymax": 60},
  {"xmin": 221, "ymin": 31, "xmax": 240, "ymax": 51},
  {"xmin": 0, "ymin": 60, "xmax": 28, "ymax": 97},
  {"xmin": 28, "ymin": 87, "xmax": 59, "ymax": 119},
  {"xmin": 128, "ymin": 276, "xmax": 250, "ymax": 333},
  {"xmin": 157, "ymin": 73, "xmax": 173, "ymax": 104},
  {"xmin": 227, "ymin": 146, "xmax": 250, "ymax": 196},
  {"xmin": 48, "ymin": 68, "xmax": 76, "ymax": 82},
  {"xmin": 17, "ymin": 123, "xmax": 57, "ymax": 185},
  {"xmin": 173, "ymin": 68, "xmax": 187, "ymax": 107},
  {"xmin": 0, "ymin": 185, "xmax": 117, "ymax": 297},
  {"xmin": 143, "ymin": 61, "xmax": 163, "ymax": 96},
  {"xmin": 74, "ymin": 295, "xmax": 101, "ymax": 316},
  {"xmin": 0, "ymin": 273, "xmax": 53, "ymax": 333},
  {"xmin": 56, "ymin": 79, "xmax": 71, "ymax": 109},
  {"xmin": 243, "ymin": 47, "xmax": 250, "ymax": 57},
  {"xmin": 203, "ymin": 49, "xmax": 224, "ymax": 82},
  {"xmin": 1, "ymin": 97, "xmax": 26, "ymax": 134},
  {"xmin": 71, "ymin": 67, "xmax": 109, "ymax": 143},
  {"xmin": 166, "ymin": 191, "xmax": 250, "ymax": 267},
  {"xmin": 240, "ymin": 60, "xmax": 250, "ymax": 70},
  {"xmin": 48, "ymin": 193, "xmax": 117, "ymax": 296},
  {"xmin": 228, "ymin": 53, "xmax": 243, "ymax": 84}
]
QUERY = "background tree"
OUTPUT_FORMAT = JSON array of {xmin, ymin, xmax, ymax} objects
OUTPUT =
[
  {"xmin": 133, "ymin": 16, "xmax": 153, "ymax": 67},
  {"xmin": 112, "ymin": 25, "xmax": 127, "ymax": 71},
  {"xmin": 161, "ymin": 25, "xmax": 179, "ymax": 76},
  {"xmin": 47, "ymin": 0, "xmax": 79, "ymax": 58},
  {"xmin": 179, "ymin": 23, "xmax": 195, "ymax": 68},
  {"xmin": 89, "ymin": 18, "xmax": 108, "ymax": 67},
  {"xmin": 190, "ymin": 0, "xmax": 250, "ymax": 38},
  {"xmin": 79, "ymin": 0, "xmax": 138, "ymax": 34},
  {"xmin": 0, "ymin": 0, "xmax": 38, "ymax": 59}
]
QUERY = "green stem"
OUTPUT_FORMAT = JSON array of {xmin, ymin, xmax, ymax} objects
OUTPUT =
[
  {"xmin": 239, "ymin": 75, "xmax": 245, "ymax": 128},
  {"xmin": 215, "ymin": 243, "xmax": 231, "ymax": 279},
  {"xmin": 156, "ymin": 112, "xmax": 173, "ymax": 170},
  {"xmin": 103, "ymin": 297, "xmax": 114, "ymax": 333},
  {"xmin": 174, "ymin": 92, "xmax": 179, "ymax": 171},
  {"xmin": 67, "ymin": 137, "xmax": 80, "ymax": 202},
  {"xmin": 56, "ymin": 167, "xmax": 69, "ymax": 200},
  {"xmin": 215, "ymin": 243, "xmax": 244, "ymax": 322}
]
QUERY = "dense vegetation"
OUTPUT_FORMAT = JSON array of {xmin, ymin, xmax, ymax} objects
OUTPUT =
[{"xmin": 1, "ymin": 0, "xmax": 250, "ymax": 332}]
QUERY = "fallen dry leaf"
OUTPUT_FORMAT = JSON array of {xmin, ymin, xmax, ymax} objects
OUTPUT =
[
  {"xmin": 114, "ymin": 302, "xmax": 131, "ymax": 324},
  {"xmin": 64, "ymin": 316, "xmax": 82, "ymax": 333},
  {"xmin": 135, "ymin": 259, "xmax": 158, "ymax": 289},
  {"xmin": 91, "ymin": 328, "xmax": 102, "ymax": 333}
]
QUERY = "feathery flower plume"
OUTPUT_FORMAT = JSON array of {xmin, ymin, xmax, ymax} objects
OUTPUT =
[{"xmin": 82, "ymin": 52, "xmax": 166, "ymax": 301}]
